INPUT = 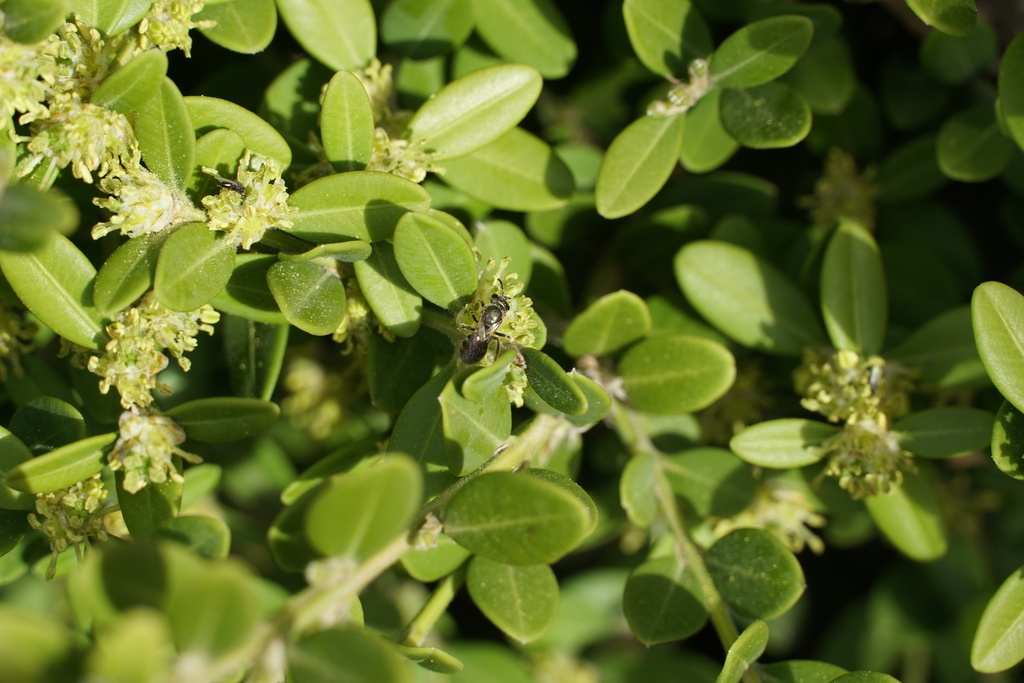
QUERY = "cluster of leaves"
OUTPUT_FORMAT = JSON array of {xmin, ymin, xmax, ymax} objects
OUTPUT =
[{"xmin": 3, "ymin": 0, "xmax": 1024, "ymax": 682}]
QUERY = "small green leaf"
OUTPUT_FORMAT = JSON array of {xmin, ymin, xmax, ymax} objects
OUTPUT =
[
  {"xmin": 393, "ymin": 211, "xmax": 478, "ymax": 310},
  {"xmin": 10, "ymin": 396, "xmax": 85, "ymax": 453},
  {"xmin": 400, "ymin": 533, "xmax": 470, "ymax": 582},
  {"xmin": 117, "ymin": 475, "xmax": 181, "ymax": 540},
  {"xmin": 185, "ymin": 96, "xmax": 292, "ymax": 169},
  {"xmin": 820, "ymin": 219, "xmax": 887, "ymax": 355},
  {"xmin": 165, "ymin": 398, "xmax": 280, "ymax": 442},
  {"xmin": 134, "ymin": 77, "xmax": 195, "ymax": 191},
  {"xmin": 782, "ymin": 36, "xmax": 855, "ymax": 114},
  {"xmin": 278, "ymin": 240, "xmax": 373, "ymax": 264},
  {"xmin": 473, "ymin": 220, "xmax": 533, "ymax": 287},
  {"xmin": 0, "ymin": 185, "xmax": 79, "ymax": 251},
  {"xmin": 760, "ymin": 660, "xmax": 848, "ymax": 683},
  {"xmin": 353, "ymin": 242, "xmax": 422, "ymax": 338},
  {"xmin": 679, "ymin": 88, "xmax": 740, "ymax": 173},
  {"xmin": 563, "ymin": 290, "xmax": 651, "ymax": 357},
  {"xmin": 719, "ymin": 82, "xmax": 812, "ymax": 149},
  {"xmin": 864, "ymin": 465, "xmax": 947, "ymax": 562},
  {"xmin": 0, "ymin": 427, "xmax": 35, "ymax": 510},
  {"xmin": 380, "ymin": 0, "xmax": 474, "ymax": 59},
  {"xmin": 906, "ymin": 0, "xmax": 977, "ymax": 36},
  {"xmin": 213, "ymin": 254, "xmax": 288, "ymax": 324},
  {"xmin": 595, "ymin": 114, "xmax": 685, "ymax": 219},
  {"xmin": 664, "ymin": 447, "xmax": 756, "ymax": 517},
  {"xmin": 972, "ymin": 282, "xmax": 1024, "ymax": 413},
  {"xmin": 222, "ymin": 318, "xmax": 288, "ymax": 401},
  {"xmin": 444, "ymin": 471, "xmax": 594, "ymax": 565},
  {"xmin": 563, "ymin": 374, "xmax": 611, "ymax": 427},
  {"xmin": 620, "ymin": 453, "xmax": 658, "ymax": 526},
  {"xmin": 5, "ymin": 433, "xmax": 116, "ymax": 494},
  {"xmin": 619, "ymin": 334, "xmax": 735, "ymax": 414},
  {"xmin": 892, "ymin": 407, "xmax": 993, "ymax": 458},
  {"xmin": 623, "ymin": 555, "xmax": 707, "ymax": 645},
  {"xmin": 466, "ymin": 556, "xmax": 558, "ymax": 643},
  {"xmin": 471, "ymin": 0, "xmax": 576, "ymax": 79},
  {"xmin": 189, "ymin": 128, "xmax": 247, "ymax": 197},
  {"xmin": 267, "ymin": 260, "xmax": 347, "ymax": 336},
  {"xmin": 921, "ymin": 22, "xmax": 996, "ymax": 84},
  {"xmin": 407, "ymin": 64, "xmax": 543, "ymax": 160},
  {"xmin": 972, "ymin": 565, "xmax": 1024, "ymax": 673},
  {"xmin": 440, "ymin": 374, "xmax": 511, "ymax": 476},
  {"xmin": 2, "ymin": 0, "xmax": 67, "ymax": 43},
  {"xmin": 69, "ymin": 0, "xmax": 152, "ymax": 37},
  {"xmin": 992, "ymin": 400, "xmax": 1024, "ymax": 480},
  {"xmin": 368, "ymin": 334, "xmax": 434, "ymax": 413},
  {"xmin": 707, "ymin": 528, "xmax": 805, "ymax": 620},
  {"xmin": 875, "ymin": 135, "xmax": 947, "ymax": 203},
  {"xmin": 288, "ymin": 625, "xmax": 413, "ymax": 683},
  {"xmin": 710, "ymin": 16, "xmax": 814, "ymax": 88},
  {"xmin": 521, "ymin": 348, "xmax": 587, "ymax": 417},
  {"xmin": 321, "ymin": 70, "xmax": 374, "ymax": 173},
  {"xmin": 276, "ymin": 0, "xmax": 376, "ymax": 71},
  {"xmin": 623, "ymin": 0, "xmax": 712, "ymax": 77},
  {"xmin": 154, "ymin": 222, "xmax": 235, "ymax": 312},
  {"xmin": 718, "ymin": 620, "xmax": 769, "ymax": 683},
  {"xmin": 937, "ymin": 103, "xmax": 1013, "ymax": 182},
  {"xmin": 886, "ymin": 306, "xmax": 986, "ymax": 387},
  {"xmin": 461, "ymin": 349, "xmax": 517, "ymax": 402},
  {"xmin": 93, "ymin": 234, "xmax": 162, "ymax": 316},
  {"xmin": 92, "ymin": 50, "xmax": 168, "ymax": 114},
  {"xmin": 730, "ymin": 419, "xmax": 838, "ymax": 468},
  {"xmin": 159, "ymin": 515, "xmax": 231, "ymax": 559},
  {"xmin": 388, "ymin": 370, "xmax": 453, "ymax": 497},
  {"xmin": 196, "ymin": 0, "xmax": 276, "ymax": 54}
]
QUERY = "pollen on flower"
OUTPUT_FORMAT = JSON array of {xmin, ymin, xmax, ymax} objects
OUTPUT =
[
  {"xmin": 795, "ymin": 348, "xmax": 912, "ymax": 424},
  {"xmin": 201, "ymin": 150, "xmax": 295, "ymax": 249},
  {"xmin": 109, "ymin": 408, "xmax": 200, "ymax": 493},
  {"xmin": 366, "ymin": 128, "xmax": 440, "ymax": 183},
  {"xmin": 135, "ymin": 1, "xmax": 216, "ymax": 57},
  {"xmin": 647, "ymin": 58, "xmax": 712, "ymax": 117},
  {"xmin": 93, "ymin": 164, "xmax": 205, "ymax": 239},
  {"xmin": 816, "ymin": 417, "xmax": 917, "ymax": 499},
  {"xmin": 0, "ymin": 33, "xmax": 57, "ymax": 123},
  {"xmin": 21, "ymin": 101, "xmax": 136, "ymax": 184},
  {"xmin": 798, "ymin": 147, "xmax": 877, "ymax": 231},
  {"xmin": 28, "ymin": 473, "xmax": 110, "ymax": 579}
]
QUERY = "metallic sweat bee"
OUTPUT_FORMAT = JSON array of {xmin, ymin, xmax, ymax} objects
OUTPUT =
[{"xmin": 460, "ymin": 281, "xmax": 512, "ymax": 364}]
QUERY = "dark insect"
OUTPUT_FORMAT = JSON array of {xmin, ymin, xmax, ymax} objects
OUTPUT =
[
  {"xmin": 460, "ymin": 281, "xmax": 512, "ymax": 364},
  {"xmin": 218, "ymin": 180, "xmax": 246, "ymax": 195}
]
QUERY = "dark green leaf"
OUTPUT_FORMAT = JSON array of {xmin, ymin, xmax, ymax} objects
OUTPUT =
[
  {"xmin": 0, "ymin": 185, "xmax": 79, "ymax": 251},
  {"xmin": 134, "ymin": 77, "xmax": 195, "ymax": 191},
  {"xmin": 213, "ymin": 254, "xmax": 288, "ymax": 324},
  {"xmin": 381, "ymin": 0, "xmax": 474, "ymax": 59},
  {"xmin": 117, "ymin": 474, "xmax": 181, "ymax": 540},
  {"xmin": 709, "ymin": 16, "xmax": 813, "ymax": 88},
  {"xmin": 521, "ymin": 348, "xmax": 586, "ymax": 416},
  {"xmin": 707, "ymin": 528, "xmax": 804, "ymax": 619},
  {"xmin": 158, "ymin": 515, "xmax": 231, "ymax": 559},
  {"xmin": 663, "ymin": 447, "xmax": 755, "ymax": 517},
  {"xmin": 864, "ymin": 465, "xmax": 947, "ymax": 562},
  {"xmin": 906, "ymin": 0, "xmax": 977, "ymax": 36},
  {"xmin": 886, "ymin": 306, "xmax": 986, "ymax": 388},
  {"xmin": 165, "ymin": 397, "xmax": 280, "ymax": 442},
  {"xmin": 2, "ymin": 0, "xmax": 67, "ymax": 43},
  {"xmin": 5, "ymin": 433, "xmax": 116, "ymax": 494},
  {"xmin": 937, "ymin": 103, "xmax": 1013, "ymax": 182},
  {"xmin": 992, "ymin": 400, "xmax": 1024, "ymax": 480},
  {"xmin": 288, "ymin": 626, "xmax": 413, "ymax": 683},
  {"xmin": 679, "ymin": 88, "xmax": 739, "ymax": 173},
  {"xmin": 368, "ymin": 334, "xmax": 434, "ymax": 413},
  {"xmin": 622, "ymin": 555, "xmax": 707, "ymax": 644},
  {"xmin": 93, "ymin": 234, "xmax": 162, "ymax": 316},
  {"xmin": 719, "ymin": 82, "xmax": 812, "ymax": 149},
  {"xmin": 892, "ymin": 407, "xmax": 993, "ymax": 458}
]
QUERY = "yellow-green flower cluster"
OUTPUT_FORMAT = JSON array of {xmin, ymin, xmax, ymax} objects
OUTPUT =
[
  {"xmin": 28, "ymin": 473, "xmax": 109, "ymax": 579},
  {"xmin": 647, "ymin": 58, "xmax": 711, "ymax": 117},
  {"xmin": 815, "ymin": 418, "xmax": 917, "ymax": 499},
  {"xmin": 93, "ymin": 164, "xmax": 205, "ymax": 238},
  {"xmin": 367, "ymin": 129, "xmax": 441, "ymax": 183},
  {"xmin": 0, "ymin": 29, "xmax": 57, "ymax": 122},
  {"xmin": 799, "ymin": 148, "xmax": 877, "ymax": 231},
  {"xmin": 109, "ymin": 408, "xmax": 199, "ymax": 493},
  {"xmin": 22, "ymin": 101, "xmax": 136, "ymax": 184},
  {"xmin": 134, "ymin": 1, "xmax": 215, "ymax": 57},
  {"xmin": 0, "ymin": 304, "xmax": 36, "ymax": 380},
  {"xmin": 87, "ymin": 292, "xmax": 220, "ymax": 409},
  {"xmin": 202, "ymin": 150, "xmax": 295, "ymax": 249},
  {"xmin": 713, "ymin": 479, "xmax": 827, "ymax": 554}
]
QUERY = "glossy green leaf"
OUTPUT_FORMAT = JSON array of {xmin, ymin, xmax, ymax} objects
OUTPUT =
[
  {"xmin": 393, "ymin": 211, "xmax": 478, "ymax": 310},
  {"xmin": 93, "ymin": 234, "xmax": 162, "ymax": 316},
  {"xmin": 68, "ymin": 0, "xmax": 151, "ymax": 37},
  {"xmin": 619, "ymin": 334, "xmax": 735, "ymax": 414},
  {"xmin": 782, "ymin": 37, "xmax": 855, "ymax": 114},
  {"xmin": 276, "ymin": 0, "xmax": 376, "ymax": 71},
  {"xmin": 937, "ymin": 103, "xmax": 1013, "ymax": 182},
  {"xmin": 719, "ymin": 620, "xmax": 769, "ymax": 683},
  {"xmin": 0, "ymin": 185, "xmax": 78, "ymax": 251},
  {"xmin": 709, "ymin": 16, "xmax": 813, "ymax": 88},
  {"xmin": 707, "ymin": 528, "xmax": 804, "ymax": 619},
  {"xmin": 196, "ymin": 0, "xmax": 276, "ymax": 53},
  {"xmin": 0, "ymin": 428, "xmax": 35, "ymax": 510},
  {"xmin": 154, "ymin": 222, "xmax": 235, "ymax": 312},
  {"xmin": 321, "ymin": 70, "xmax": 374, "ymax": 173},
  {"xmin": 525, "ymin": 468, "xmax": 598, "ymax": 536},
  {"xmin": 623, "ymin": 0, "xmax": 712, "ymax": 77},
  {"xmin": 92, "ymin": 50, "xmax": 167, "ymax": 114},
  {"xmin": 906, "ymin": 0, "xmax": 977, "ymax": 36},
  {"xmin": 2, "ymin": 0, "xmax": 67, "ymax": 43},
  {"xmin": 891, "ymin": 407, "xmax": 993, "ymax": 458},
  {"xmin": 730, "ymin": 419, "xmax": 838, "ymax": 468},
  {"xmin": 664, "ymin": 447, "xmax": 755, "ymax": 517},
  {"xmin": 521, "ymin": 348, "xmax": 586, "ymax": 416},
  {"xmin": 973, "ymin": 282, "xmax": 1024, "ymax": 412},
  {"xmin": 368, "ymin": 334, "xmax": 434, "ymax": 413},
  {"xmin": 760, "ymin": 660, "xmax": 848, "ymax": 683},
  {"xmin": 158, "ymin": 515, "xmax": 231, "ymax": 559},
  {"xmin": 864, "ymin": 465, "xmax": 947, "ymax": 561},
  {"xmin": 134, "ymin": 77, "xmax": 194, "ymax": 191},
  {"xmin": 305, "ymin": 455, "xmax": 422, "ymax": 559},
  {"xmin": 353, "ymin": 242, "xmax": 422, "ymax": 338},
  {"xmin": 563, "ymin": 374, "xmax": 612, "ymax": 427},
  {"xmin": 222, "ymin": 318, "xmax": 287, "ymax": 401},
  {"xmin": 441, "ymin": 128, "xmax": 574, "ymax": 211},
  {"xmin": 0, "ymin": 232, "xmax": 105, "ymax": 349},
  {"xmin": 921, "ymin": 22, "xmax": 996, "ymax": 84},
  {"xmin": 461, "ymin": 349, "xmax": 517, "ymax": 402},
  {"xmin": 972, "ymin": 565, "xmax": 1024, "ymax": 673},
  {"xmin": 992, "ymin": 400, "xmax": 1024, "ymax": 480},
  {"xmin": 444, "ymin": 471, "xmax": 594, "ymax": 565},
  {"xmin": 679, "ymin": 88, "xmax": 739, "ymax": 173},
  {"xmin": 278, "ymin": 240, "xmax": 373, "ymax": 264},
  {"xmin": 389, "ymin": 370, "xmax": 453, "ymax": 497},
  {"xmin": 1001, "ymin": 34, "xmax": 1024, "ymax": 153},
  {"xmin": 117, "ymin": 474, "xmax": 181, "ymax": 540},
  {"xmin": 595, "ymin": 113, "xmax": 685, "ymax": 219},
  {"xmin": 266, "ymin": 260, "xmax": 346, "ymax": 336},
  {"xmin": 720, "ymin": 82, "xmax": 812, "ymax": 149},
  {"xmin": 620, "ymin": 452, "xmax": 658, "ymax": 526},
  {"xmin": 259, "ymin": 58, "xmax": 330, "ymax": 151},
  {"xmin": 165, "ymin": 397, "xmax": 279, "ymax": 442},
  {"xmin": 472, "ymin": 0, "xmax": 576, "ymax": 79},
  {"xmin": 473, "ymin": 220, "xmax": 533, "ymax": 288},
  {"xmin": 886, "ymin": 305, "xmax": 986, "ymax": 387},
  {"xmin": 189, "ymin": 128, "xmax": 247, "ymax": 196},
  {"xmin": 287, "ymin": 172, "xmax": 431, "ymax": 243},
  {"xmin": 213, "ymin": 254, "xmax": 288, "ymax": 324},
  {"xmin": 467, "ymin": 556, "xmax": 558, "ymax": 643},
  {"xmin": 288, "ymin": 625, "xmax": 413, "ymax": 683},
  {"xmin": 875, "ymin": 135, "xmax": 947, "ymax": 203},
  {"xmin": 676, "ymin": 240, "xmax": 827, "ymax": 354},
  {"xmin": 622, "ymin": 555, "xmax": 707, "ymax": 645},
  {"xmin": 440, "ymin": 374, "xmax": 511, "ymax": 476},
  {"xmin": 563, "ymin": 290, "xmax": 651, "ymax": 357},
  {"xmin": 407, "ymin": 64, "xmax": 543, "ymax": 160},
  {"xmin": 400, "ymin": 533, "xmax": 470, "ymax": 582},
  {"xmin": 5, "ymin": 433, "xmax": 116, "ymax": 494},
  {"xmin": 820, "ymin": 219, "xmax": 887, "ymax": 355},
  {"xmin": 10, "ymin": 396, "xmax": 85, "ymax": 454},
  {"xmin": 185, "ymin": 96, "xmax": 291, "ymax": 168},
  {"xmin": 380, "ymin": 0, "xmax": 474, "ymax": 59}
]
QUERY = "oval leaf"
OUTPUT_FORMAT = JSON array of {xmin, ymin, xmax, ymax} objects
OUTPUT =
[
  {"xmin": 937, "ymin": 103, "xmax": 1013, "ymax": 182},
  {"xmin": 134, "ymin": 77, "xmax": 195, "ymax": 191},
  {"xmin": 663, "ymin": 447, "xmax": 756, "ymax": 517},
  {"xmin": 863, "ymin": 465, "xmax": 947, "ymax": 562},
  {"xmin": 5, "ymin": 433, "xmax": 116, "ymax": 494},
  {"xmin": 906, "ymin": 0, "xmax": 977, "ymax": 36},
  {"xmin": 185, "ymin": 96, "xmax": 291, "ymax": 168},
  {"xmin": 710, "ymin": 16, "xmax": 814, "ymax": 88},
  {"xmin": 466, "ymin": 556, "xmax": 558, "ymax": 643},
  {"xmin": 393, "ymin": 211, "xmax": 478, "ymax": 310},
  {"xmin": 321, "ymin": 70, "xmax": 374, "ymax": 173},
  {"xmin": 719, "ymin": 82, "xmax": 812, "ymax": 149},
  {"xmin": 707, "ymin": 528, "xmax": 805, "ymax": 620},
  {"xmin": 155, "ymin": 222, "xmax": 235, "ymax": 312},
  {"xmin": 820, "ymin": 219, "xmax": 887, "ymax": 355},
  {"xmin": 521, "ymin": 348, "xmax": 587, "ymax": 416},
  {"xmin": 973, "ymin": 281, "xmax": 1024, "ymax": 413},
  {"xmin": 276, "ymin": 0, "xmax": 376, "ymax": 71},
  {"xmin": 440, "ymin": 374, "xmax": 511, "ymax": 476},
  {"xmin": 595, "ymin": 114, "xmax": 685, "ymax": 219},
  {"xmin": 353, "ymin": 242, "xmax": 422, "ymax": 338},
  {"xmin": 267, "ymin": 260, "xmax": 347, "ymax": 336},
  {"xmin": 892, "ymin": 407, "xmax": 993, "ymax": 458},
  {"xmin": 92, "ymin": 50, "xmax": 168, "ymax": 114},
  {"xmin": 165, "ymin": 398, "xmax": 280, "ymax": 442},
  {"xmin": 623, "ymin": 555, "xmax": 707, "ymax": 645},
  {"xmin": 730, "ymin": 419, "xmax": 838, "ymax": 468},
  {"xmin": 972, "ymin": 565, "xmax": 1024, "ymax": 673},
  {"xmin": 720, "ymin": 620, "xmax": 770, "ymax": 683},
  {"xmin": 563, "ymin": 290, "xmax": 651, "ymax": 357},
  {"xmin": 623, "ymin": 0, "xmax": 712, "ymax": 77},
  {"xmin": 196, "ymin": 0, "xmax": 277, "ymax": 54},
  {"xmin": 471, "ymin": 0, "xmax": 576, "ymax": 79},
  {"xmin": 619, "ymin": 334, "xmax": 735, "ymax": 414},
  {"xmin": 93, "ymin": 234, "xmax": 162, "ymax": 316}
]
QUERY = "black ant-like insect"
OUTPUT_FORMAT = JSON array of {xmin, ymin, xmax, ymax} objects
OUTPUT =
[
  {"xmin": 218, "ymin": 180, "xmax": 246, "ymax": 196},
  {"xmin": 460, "ymin": 280, "xmax": 513, "ymax": 364}
]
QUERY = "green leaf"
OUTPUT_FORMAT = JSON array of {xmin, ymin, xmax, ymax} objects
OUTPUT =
[
  {"xmin": 213, "ymin": 254, "xmax": 288, "ymax": 324},
  {"xmin": 676, "ymin": 240, "xmax": 827, "ymax": 354},
  {"xmin": 353, "ymin": 242, "xmax": 422, "ymax": 338},
  {"xmin": 368, "ymin": 334, "xmax": 434, "ymax": 413},
  {"xmin": 782, "ymin": 36, "xmax": 855, "ymax": 114},
  {"xmin": 276, "ymin": 0, "xmax": 376, "ymax": 71},
  {"xmin": 441, "ymin": 128, "xmax": 574, "ymax": 211},
  {"xmin": 5, "ymin": 433, "xmax": 116, "ymax": 494},
  {"xmin": 389, "ymin": 370, "xmax": 453, "ymax": 498},
  {"xmin": 471, "ymin": 0, "xmax": 576, "ymax": 79},
  {"xmin": 2, "ymin": 0, "xmax": 67, "ymax": 43},
  {"xmin": 595, "ymin": 114, "xmax": 685, "ymax": 219},
  {"xmin": 466, "ymin": 556, "xmax": 558, "ymax": 643},
  {"xmin": 972, "ymin": 565, "xmax": 1024, "ymax": 673},
  {"xmin": 663, "ymin": 447, "xmax": 756, "ymax": 517},
  {"xmin": 380, "ymin": 0, "xmax": 474, "ymax": 59},
  {"xmin": 0, "ymin": 185, "xmax": 79, "ymax": 251},
  {"xmin": 196, "ymin": 0, "xmax": 276, "ymax": 54},
  {"xmin": 525, "ymin": 468, "xmax": 598, "ymax": 536},
  {"xmin": 992, "ymin": 400, "xmax": 1024, "ymax": 480},
  {"xmin": 394, "ymin": 644, "xmax": 463, "ymax": 674},
  {"xmin": 259, "ymin": 58, "xmax": 330, "ymax": 152},
  {"xmin": 864, "ymin": 465, "xmax": 947, "ymax": 562},
  {"xmin": 287, "ymin": 171, "xmax": 431, "ymax": 243},
  {"xmin": 93, "ymin": 234, "xmax": 162, "ymax": 316},
  {"xmin": 1000, "ymin": 34, "xmax": 1024, "ymax": 152},
  {"xmin": 905, "ymin": 0, "xmax": 977, "ymax": 36},
  {"xmin": 407, "ymin": 64, "xmax": 543, "ymax": 160},
  {"xmin": 221, "ymin": 318, "xmax": 287, "ymax": 401},
  {"xmin": 473, "ymin": 220, "xmax": 533, "ymax": 287},
  {"xmin": 707, "ymin": 528, "xmax": 805, "ymax": 619},
  {"xmin": 886, "ymin": 306, "xmax": 987, "ymax": 387},
  {"xmin": 920, "ymin": 22, "xmax": 996, "ymax": 84},
  {"xmin": 622, "ymin": 555, "xmax": 707, "ymax": 645},
  {"xmin": 400, "ymin": 533, "xmax": 470, "ymax": 582},
  {"xmin": 719, "ymin": 82, "xmax": 812, "ymax": 149},
  {"xmin": 165, "ymin": 397, "xmax": 280, "ymax": 442},
  {"xmin": 10, "ymin": 396, "xmax": 85, "ymax": 453},
  {"xmin": 620, "ymin": 452, "xmax": 658, "ymax": 526},
  {"xmin": 189, "ymin": 128, "xmax": 247, "ymax": 197},
  {"xmin": 892, "ymin": 407, "xmax": 993, "ymax": 458},
  {"xmin": 619, "ymin": 334, "xmax": 735, "ymax": 414},
  {"xmin": 68, "ymin": 0, "xmax": 152, "ymax": 37},
  {"xmin": 393, "ymin": 211, "xmax": 478, "ymax": 310},
  {"xmin": 134, "ymin": 77, "xmax": 195, "ymax": 191},
  {"xmin": 0, "ymin": 232, "xmax": 105, "ymax": 349},
  {"xmin": 92, "ymin": 50, "xmax": 167, "ymax": 114},
  {"xmin": 521, "ymin": 348, "xmax": 586, "ymax": 417},
  {"xmin": 0, "ymin": 427, "xmax": 35, "ymax": 510},
  {"xmin": 266, "ymin": 260, "xmax": 347, "ymax": 336},
  {"xmin": 730, "ymin": 419, "xmax": 838, "ymax": 468},
  {"xmin": 158, "ymin": 515, "xmax": 231, "ymax": 559},
  {"xmin": 936, "ymin": 103, "xmax": 1013, "ymax": 182},
  {"xmin": 709, "ymin": 16, "xmax": 814, "ymax": 89},
  {"xmin": 444, "ymin": 471, "xmax": 594, "ymax": 565},
  {"xmin": 305, "ymin": 455, "xmax": 422, "ymax": 559},
  {"xmin": 563, "ymin": 374, "xmax": 611, "ymax": 427},
  {"xmin": 718, "ymin": 620, "xmax": 769, "ymax": 683},
  {"xmin": 820, "ymin": 219, "xmax": 887, "ymax": 355},
  {"xmin": 440, "ymin": 374, "xmax": 511, "ymax": 476},
  {"xmin": 972, "ymin": 282, "xmax": 1024, "ymax": 412},
  {"xmin": 760, "ymin": 660, "xmax": 848, "ymax": 683},
  {"xmin": 562, "ymin": 290, "xmax": 651, "ymax": 357},
  {"xmin": 679, "ymin": 88, "xmax": 740, "ymax": 173},
  {"xmin": 288, "ymin": 626, "xmax": 413, "ymax": 683},
  {"xmin": 117, "ymin": 475, "xmax": 181, "ymax": 540},
  {"xmin": 321, "ymin": 70, "xmax": 374, "ymax": 173},
  {"xmin": 875, "ymin": 135, "xmax": 947, "ymax": 203},
  {"xmin": 185, "ymin": 95, "xmax": 292, "ymax": 169},
  {"xmin": 623, "ymin": 0, "xmax": 712, "ymax": 77},
  {"xmin": 154, "ymin": 222, "xmax": 235, "ymax": 312}
]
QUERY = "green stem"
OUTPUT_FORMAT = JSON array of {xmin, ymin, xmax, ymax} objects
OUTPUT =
[{"xmin": 400, "ymin": 564, "xmax": 468, "ymax": 647}]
